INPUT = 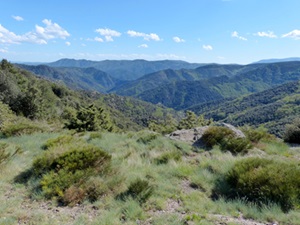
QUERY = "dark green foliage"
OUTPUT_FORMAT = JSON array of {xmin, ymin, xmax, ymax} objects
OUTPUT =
[
  {"xmin": 32, "ymin": 144, "xmax": 111, "ymax": 203},
  {"xmin": 222, "ymin": 157, "xmax": 300, "ymax": 212},
  {"xmin": 202, "ymin": 126, "xmax": 234, "ymax": 148},
  {"xmin": 202, "ymin": 126, "xmax": 252, "ymax": 154},
  {"xmin": 64, "ymin": 105, "xmax": 114, "ymax": 132},
  {"xmin": 119, "ymin": 178, "xmax": 153, "ymax": 204},
  {"xmin": 33, "ymin": 144, "xmax": 111, "ymax": 176},
  {"xmin": 284, "ymin": 118, "xmax": 300, "ymax": 144}
]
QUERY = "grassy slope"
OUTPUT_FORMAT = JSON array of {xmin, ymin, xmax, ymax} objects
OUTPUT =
[{"xmin": 1, "ymin": 131, "xmax": 300, "ymax": 224}]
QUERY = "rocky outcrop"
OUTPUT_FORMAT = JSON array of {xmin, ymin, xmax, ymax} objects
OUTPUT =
[{"xmin": 167, "ymin": 123, "xmax": 245, "ymax": 147}]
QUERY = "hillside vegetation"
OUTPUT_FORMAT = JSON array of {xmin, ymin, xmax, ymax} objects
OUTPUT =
[
  {"xmin": 2, "ymin": 59, "xmax": 300, "ymax": 224},
  {"xmin": 189, "ymin": 80, "xmax": 300, "ymax": 137}
]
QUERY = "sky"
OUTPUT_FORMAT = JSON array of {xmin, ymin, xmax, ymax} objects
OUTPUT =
[{"xmin": 1, "ymin": 0, "xmax": 300, "ymax": 64}]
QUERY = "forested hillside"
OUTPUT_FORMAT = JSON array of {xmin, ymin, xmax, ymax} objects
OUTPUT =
[
  {"xmin": 17, "ymin": 64, "xmax": 124, "ymax": 93},
  {"xmin": 0, "ymin": 60, "xmax": 178, "ymax": 133},
  {"xmin": 136, "ymin": 61, "xmax": 300, "ymax": 109},
  {"xmin": 189, "ymin": 80, "xmax": 300, "ymax": 136}
]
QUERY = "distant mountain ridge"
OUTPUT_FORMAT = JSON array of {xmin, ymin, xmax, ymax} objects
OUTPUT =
[
  {"xmin": 111, "ymin": 63, "xmax": 264, "ymax": 96},
  {"xmin": 16, "ymin": 64, "xmax": 124, "ymax": 93},
  {"xmin": 45, "ymin": 58, "xmax": 203, "ymax": 80},
  {"xmin": 254, "ymin": 57, "xmax": 300, "ymax": 64}
]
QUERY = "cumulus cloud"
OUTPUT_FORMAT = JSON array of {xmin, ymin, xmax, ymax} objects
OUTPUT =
[
  {"xmin": 0, "ymin": 19, "xmax": 70, "ymax": 45},
  {"xmin": 95, "ymin": 28, "xmax": 121, "ymax": 42},
  {"xmin": 255, "ymin": 31, "xmax": 277, "ymax": 38},
  {"xmin": 138, "ymin": 44, "xmax": 148, "ymax": 48},
  {"xmin": 65, "ymin": 41, "xmax": 71, "ymax": 46},
  {"xmin": 203, "ymin": 45, "xmax": 213, "ymax": 51},
  {"xmin": 127, "ymin": 30, "xmax": 161, "ymax": 41},
  {"xmin": 12, "ymin": 15, "xmax": 24, "ymax": 21},
  {"xmin": 173, "ymin": 36, "xmax": 185, "ymax": 43},
  {"xmin": 35, "ymin": 19, "xmax": 70, "ymax": 40},
  {"xmin": 231, "ymin": 31, "xmax": 247, "ymax": 41},
  {"xmin": 282, "ymin": 29, "xmax": 300, "ymax": 40},
  {"xmin": 0, "ymin": 24, "xmax": 23, "ymax": 44}
]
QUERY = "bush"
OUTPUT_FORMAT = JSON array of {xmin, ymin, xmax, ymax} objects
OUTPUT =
[
  {"xmin": 222, "ymin": 157, "xmax": 300, "ymax": 212},
  {"xmin": 202, "ymin": 126, "xmax": 252, "ymax": 154},
  {"xmin": 42, "ymin": 134, "xmax": 75, "ymax": 150},
  {"xmin": 32, "ymin": 144, "xmax": 111, "ymax": 204},
  {"xmin": 242, "ymin": 125, "xmax": 274, "ymax": 143},
  {"xmin": 284, "ymin": 118, "xmax": 300, "ymax": 144},
  {"xmin": 118, "ymin": 178, "xmax": 153, "ymax": 204}
]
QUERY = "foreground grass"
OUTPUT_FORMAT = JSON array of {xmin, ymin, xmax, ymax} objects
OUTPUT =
[{"xmin": 0, "ymin": 131, "xmax": 300, "ymax": 224}]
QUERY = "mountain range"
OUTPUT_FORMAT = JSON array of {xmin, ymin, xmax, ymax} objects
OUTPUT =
[{"xmin": 46, "ymin": 58, "xmax": 203, "ymax": 80}]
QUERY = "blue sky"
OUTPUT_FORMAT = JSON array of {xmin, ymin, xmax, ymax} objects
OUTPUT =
[{"xmin": 1, "ymin": 0, "xmax": 300, "ymax": 64}]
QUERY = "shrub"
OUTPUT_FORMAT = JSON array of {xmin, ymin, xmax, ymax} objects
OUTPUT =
[
  {"xmin": 202, "ymin": 126, "xmax": 252, "ymax": 154},
  {"xmin": 242, "ymin": 125, "xmax": 274, "ymax": 143},
  {"xmin": 202, "ymin": 126, "xmax": 234, "ymax": 148},
  {"xmin": 222, "ymin": 157, "xmax": 300, "ymax": 212},
  {"xmin": 32, "ymin": 144, "xmax": 111, "ymax": 204},
  {"xmin": 42, "ymin": 134, "xmax": 75, "ymax": 150},
  {"xmin": 118, "ymin": 178, "xmax": 153, "ymax": 204},
  {"xmin": 284, "ymin": 118, "xmax": 300, "ymax": 144},
  {"xmin": 2, "ymin": 119, "xmax": 49, "ymax": 137}
]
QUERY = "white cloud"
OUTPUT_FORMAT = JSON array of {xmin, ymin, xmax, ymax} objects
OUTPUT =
[
  {"xmin": 35, "ymin": 19, "xmax": 70, "ymax": 40},
  {"xmin": 173, "ymin": 36, "xmax": 185, "ymax": 43},
  {"xmin": 12, "ymin": 15, "xmax": 24, "ymax": 21},
  {"xmin": 0, "ymin": 48, "xmax": 8, "ymax": 53},
  {"xmin": 65, "ymin": 41, "xmax": 71, "ymax": 46},
  {"xmin": 255, "ymin": 31, "xmax": 277, "ymax": 38},
  {"xmin": 138, "ymin": 44, "xmax": 148, "ymax": 48},
  {"xmin": 127, "ymin": 30, "xmax": 161, "ymax": 41},
  {"xmin": 95, "ymin": 28, "xmax": 121, "ymax": 42},
  {"xmin": 0, "ymin": 24, "xmax": 23, "ymax": 44},
  {"xmin": 94, "ymin": 37, "xmax": 104, "ymax": 42},
  {"xmin": 231, "ymin": 31, "xmax": 247, "ymax": 41},
  {"xmin": 282, "ymin": 29, "xmax": 300, "ymax": 40},
  {"xmin": 0, "ymin": 19, "xmax": 70, "ymax": 45},
  {"xmin": 203, "ymin": 45, "xmax": 213, "ymax": 51}
]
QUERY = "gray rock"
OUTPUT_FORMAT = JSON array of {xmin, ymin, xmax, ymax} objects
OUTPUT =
[{"xmin": 167, "ymin": 123, "xmax": 245, "ymax": 147}]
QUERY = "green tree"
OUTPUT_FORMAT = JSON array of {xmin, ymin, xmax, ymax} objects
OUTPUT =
[
  {"xmin": 148, "ymin": 113, "xmax": 177, "ymax": 134},
  {"xmin": 65, "ymin": 105, "xmax": 114, "ymax": 132},
  {"xmin": 284, "ymin": 118, "xmax": 300, "ymax": 144},
  {"xmin": 178, "ymin": 111, "xmax": 212, "ymax": 129}
]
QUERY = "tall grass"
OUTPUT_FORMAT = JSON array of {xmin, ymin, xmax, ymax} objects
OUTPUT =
[{"xmin": 0, "ymin": 130, "xmax": 300, "ymax": 224}]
